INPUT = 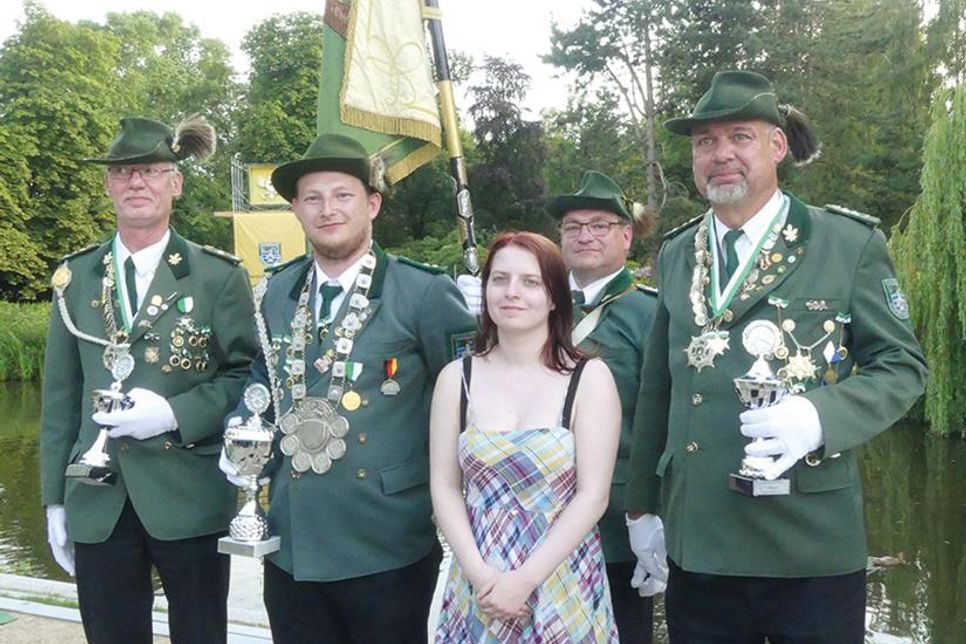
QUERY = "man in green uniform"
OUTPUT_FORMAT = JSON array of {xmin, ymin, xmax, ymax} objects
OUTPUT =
[
  {"xmin": 40, "ymin": 115, "xmax": 259, "ymax": 643},
  {"xmin": 625, "ymin": 71, "xmax": 927, "ymax": 642},
  {"xmin": 220, "ymin": 133, "xmax": 476, "ymax": 643},
  {"xmin": 549, "ymin": 172, "xmax": 659, "ymax": 642}
]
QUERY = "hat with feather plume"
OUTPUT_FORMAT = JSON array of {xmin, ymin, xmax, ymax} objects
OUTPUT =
[
  {"xmin": 85, "ymin": 115, "xmax": 216, "ymax": 165},
  {"xmin": 665, "ymin": 70, "xmax": 821, "ymax": 165}
]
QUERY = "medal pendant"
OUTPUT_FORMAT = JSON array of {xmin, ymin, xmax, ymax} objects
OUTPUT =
[
  {"xmin": 380, "ymin": 378, "xmax": 401, "ymax": 396},
  {"xmin": 684, "ymin": 331, "xmax": 730, "ymax": 372},
  {"xmin": 144, "ymin": 346, "xmax": 160, "ymax": 364},
  {"xmin": 341, "ymin": 390, "xmax": 362, "ymax": 411}
]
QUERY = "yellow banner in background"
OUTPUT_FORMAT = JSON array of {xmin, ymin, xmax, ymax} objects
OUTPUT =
[
  {"xmin": 233, "ymin": 212, "xmax": 306, "ymax": 284},
  {"xmin": 247, "ymin": 165, "xmax": 288, "ymax": 206}
]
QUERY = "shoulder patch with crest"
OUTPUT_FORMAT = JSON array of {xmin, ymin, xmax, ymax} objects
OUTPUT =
[
  {"xmin": 396, "ymin": 255, "xmax": 446, "ymax": 275},
  {"xmin": 881, "ymin": 278, "xmax": 910, "ymax": 320},
  {"xmin": 663, "ymin": 214, "xmax": 703, "ymax": 241},
  {"xmin": 201, "ymin": 245, "xmax": 242, "ymax": 265},
  {"xmin": 825, "ymin": 204, "xmax": 880, "ymax": 227}
]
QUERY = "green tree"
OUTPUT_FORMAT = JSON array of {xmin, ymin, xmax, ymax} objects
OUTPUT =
[
  {"xmin": 890, "ymin": 85, "xmax": 966, "ymax": 437},
  {"xmin": 234, "ymin": 12, "xmax": 324, "ymax": 165},
  {"xmin": 467, "ymin": 56, "xmax": 548, "ymax": 233},
  {"xmin": 546, "ymin": 0, "xmax": 668, "ymax": 214},
  {"xmin": 0, "ymin": 2, "xmax": 125, "ymax": 299}
]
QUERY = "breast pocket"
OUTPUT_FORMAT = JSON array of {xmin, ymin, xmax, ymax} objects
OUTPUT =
[{"xmin": 777, "ymin": 298, "xmax": 849, "ymax": 389}]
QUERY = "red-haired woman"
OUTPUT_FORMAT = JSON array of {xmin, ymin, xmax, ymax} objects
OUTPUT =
[{"xmin": 431, "ymin": 231, "xmax": 620, "ymax": 641}]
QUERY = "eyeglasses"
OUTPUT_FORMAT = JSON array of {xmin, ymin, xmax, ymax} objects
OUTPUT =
[
  {"xmin": 560, "ymin": 220, "xmax": 625, "ymax": 239},
  {"xmin": 107, "ymin": 166, "xmax": 176, "ymax": 181}
]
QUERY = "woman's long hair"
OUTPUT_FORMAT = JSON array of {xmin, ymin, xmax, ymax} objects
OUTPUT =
[{"xmin": 475, "ymin": 231, "xmax": 585, "ymax": 373}]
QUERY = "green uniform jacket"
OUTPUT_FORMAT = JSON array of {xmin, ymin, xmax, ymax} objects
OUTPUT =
[
  {"xmin": 40, "ymin": 230, "xmax": 259, "ymax": 543},
  {"xmin": 625, "ymin": 194, "xmax": 927, "ymax": 577},
  {"xmin": 578, "ymin": 269, "xmax": 656, "ymax": 563},
  {"xmin": 236, "ymin": 245, "xmax": 476, "ymax": 582}
]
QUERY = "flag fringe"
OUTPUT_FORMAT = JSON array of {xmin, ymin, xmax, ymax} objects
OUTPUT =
[{"xmin": 340, "ymin": 102, "xmax": 442, "ymax": 148}]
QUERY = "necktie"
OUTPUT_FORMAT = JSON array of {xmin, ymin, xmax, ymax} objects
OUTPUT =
[
  {"xmin": 319, "ymin": 283, "xmax": 343, "ymax": 324},
  {"xmin": 124, "ymin": 256, "xmax": 139, "ymax": 315},
  {"xmin": 721, "ymin": 229, "xmax": 743, "ymax": 288},
  {"xmin": 572, "ymin": 289, "xmax": 586, "ymax": 322}
]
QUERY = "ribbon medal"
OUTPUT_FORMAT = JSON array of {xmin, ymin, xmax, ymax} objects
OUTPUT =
[
  {"xmin": 340, "ymin": 361, "xmax": 364, "ymax": 411},
  {"xmin": 381, "ymin": 358, "xmax": 401, "ymax": 396}
]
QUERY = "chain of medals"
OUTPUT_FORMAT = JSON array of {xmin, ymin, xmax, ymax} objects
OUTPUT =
[
  {"xmin": 685, "ymin": 200, "xmax": 787, "ymax": 372},
  {"xmin": 768, "ymin": 296, "xmax": 851, "ymax": 388},
  {"xmin": 252, "ymin": 276, "xmax": 283, "ymax": 416},
  {"xmin": 269, "ymin": 251, "xmax": 377, "ymax": 475}
]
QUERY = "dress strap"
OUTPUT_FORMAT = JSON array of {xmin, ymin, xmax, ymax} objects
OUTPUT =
[
  {"xmin": 561, "ymin": 359, "xmax": 589, "ymax": 430},
  {"xmin": 459, "ymin": 354, "xmax": 473, "ymax": 433}
]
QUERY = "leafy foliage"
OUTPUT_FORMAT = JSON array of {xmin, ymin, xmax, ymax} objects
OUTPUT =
[{"xmin": 890, "ymin": 85, "xmax": 966, "ymax": 437}]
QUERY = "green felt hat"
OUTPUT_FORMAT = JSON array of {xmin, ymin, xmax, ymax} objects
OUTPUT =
[
  {"xmin": 85, "ymin": 115, "xmax": 216, "ymax": 165},
  {"xmin": 546, "ymin": 171, "xmax": 632, "ymax": 220},
  {"xmin": 665, "ymin": 70, "xmax": 782, "ymax": 136},
  {"xmin": 271, "ymin": 133, "xmax": 374, "ymax": 202}
]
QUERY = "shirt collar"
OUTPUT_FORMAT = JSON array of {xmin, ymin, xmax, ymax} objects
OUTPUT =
[
  {"xmin": 313, "ymin": 252, "xmax": 367, "ymax": 293},
  {"xmin": 569, "ymin": 266, "xmax": 625, "ymax": 306},
  {"xmin": 713, "ymin": 189, "xmax": 784, "ymax": 248},
  {"xmin": 114, "ymin": 229, "xmax": 170, "ymax": 277}
]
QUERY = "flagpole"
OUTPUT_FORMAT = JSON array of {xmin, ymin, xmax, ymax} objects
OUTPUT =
[{"xmin": 423, "ymin": 0, "xmax": 479, "ymax": 276}]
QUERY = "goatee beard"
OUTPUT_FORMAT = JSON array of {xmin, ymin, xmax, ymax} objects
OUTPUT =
[{"xmin": 706, "ymin": 180, "xmax": 748, "ymax": 204}]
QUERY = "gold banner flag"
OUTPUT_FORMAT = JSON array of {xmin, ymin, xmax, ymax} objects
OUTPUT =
[{"xmin": 319, "ymin": 0, "xmax": 441, "ymax": 184}]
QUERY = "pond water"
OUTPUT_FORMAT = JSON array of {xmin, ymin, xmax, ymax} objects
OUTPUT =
[{"xmin": 1, "ymin": 382, "xmax": 963, "ymax": 641}]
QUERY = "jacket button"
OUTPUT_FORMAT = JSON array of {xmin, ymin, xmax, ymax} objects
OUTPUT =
[
  {"xmin": 356, "ymin": 468, "xmax": 367, "ymax": 479},
  {"xmin": 357, "ymin": 433, "xmax": 367, "ymax": 444},
  {"xmin": 291, "ymin": 470, "xmax": 301, "ymax": 480},
  {"xmin": 163, "ymin": 440, "xmax": 173, "ymax": 450},
  {"xmin": 118, "ymin": 442, "xmax": 129, "ymax": 453},
  {"xmin": 691, "ymin": 393, "xmax": 703, "ymax": 406},
  {"xmin": 804, "ymin": 452, "xmax": 822, "ymax": 467},
  {"xmin": 685, "ymin": 441, "xmax": 699, "ymax": 454}
]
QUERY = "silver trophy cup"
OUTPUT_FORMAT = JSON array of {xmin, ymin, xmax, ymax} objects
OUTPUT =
[
  {"xmin": 218, "ymin": 384, "xmax": 280, "ymax": 557},
  {"xmin": 729, "ymin": 321, "xmax": 791, "ymax": 497},
  {"xmin": 65, "ymin": 348, "xmax": 135, "ymax": 486}
]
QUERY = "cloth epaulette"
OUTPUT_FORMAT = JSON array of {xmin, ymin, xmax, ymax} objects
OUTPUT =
[
  {"xmin": 663, "ymin": 214, "xmax": 703, "ymax": 241},
  {"xmin": 201, "ymin": 245, "xmax": 243, "ymax": 265},
  {"xmin": 59, "ymin": 243, "xmax": 100, "ymax": 263},
  {"xmin": 266, "ymin": 254, "xmax": 307, "ymax": 274},
  {"xmin": 396, "ymin": 255, "xmax": 446, "ymax": 275},
  {"xmin": 824, "ymin": 204, "xmax": 880, "ymax": 227},
  {"xmin": 636, "ymin": 284, "xmax": 658, "ymax": 297}
]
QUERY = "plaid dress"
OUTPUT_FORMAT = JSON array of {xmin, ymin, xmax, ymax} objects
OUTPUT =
[{"xmin": 434, "ymin": 416, "xmax": 617, "ymax": 642}]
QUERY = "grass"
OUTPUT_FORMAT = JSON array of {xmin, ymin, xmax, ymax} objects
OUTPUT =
[{"xmin": 0, "ymin": 302, "xmax": 50, "ymax": 382}]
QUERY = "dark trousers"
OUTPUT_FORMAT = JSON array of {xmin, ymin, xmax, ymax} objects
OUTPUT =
[
  {"xmin": 607, "ymin": 561, "xmax": 655, "ymax": 643},
  {"xmin": 264, "ymin": 545, "xmax": 442, "ymax": 644},
  {"xmin": 74, "ymin": 500, "xmax": 230, "ymax": 644},
  {"xmin": 665, "ymin": 559, "xmax": 866, "ymax": 643}
]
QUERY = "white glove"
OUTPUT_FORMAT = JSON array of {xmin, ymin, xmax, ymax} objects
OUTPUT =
[
  {"xmin": 94, "ymin": 387, "xmax": 177, "ymax": 440},
  {"xmin": 626, "ymin": 513, "xmax": 667, "ymax": 597},
  {"xmin": 46, "ymin": 504, "xmax": 75, "ymax": 576},
  {"xmin": 740, "ymin": 395, "xmax": 824, "ymax": 480},
  {"xmin": 220, "ymin": 416, "xmax": 269, "ymax": 487},
  {"xmin": 219, "ymin": 447, "xmax": 250, "ymax": 488},
  {"xmin": 456, "ymin": 274, "xmax": 483, "ymax": 316}
]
